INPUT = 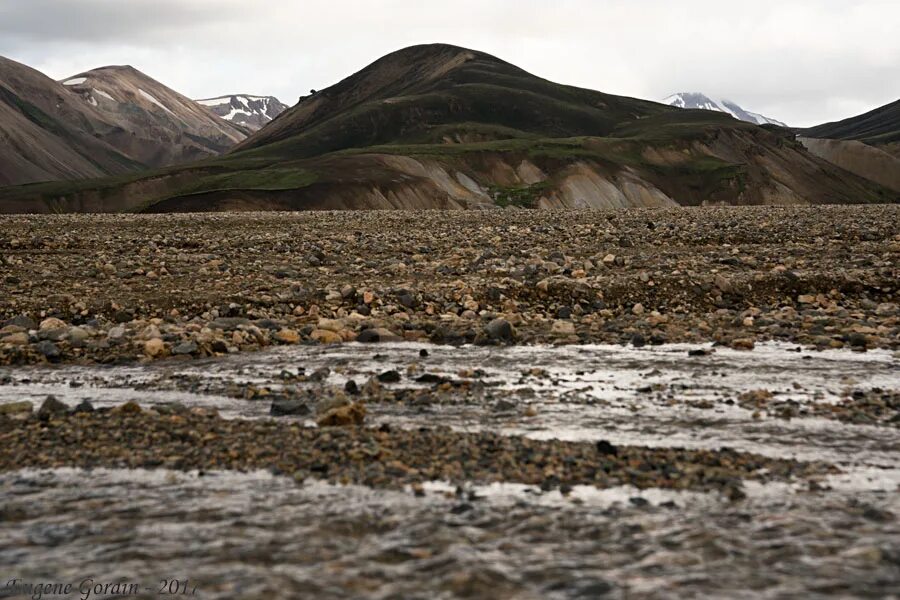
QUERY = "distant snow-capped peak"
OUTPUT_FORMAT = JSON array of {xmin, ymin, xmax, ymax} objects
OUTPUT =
[
  {"xmin": 195, "ymin": 94, "xmax": 288, "ymax": 131},
  {"xmin": 663, "ymin": 92, "xmax": 787, "ymax": 127}
]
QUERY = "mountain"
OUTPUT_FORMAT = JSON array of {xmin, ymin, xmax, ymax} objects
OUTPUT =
[
  {"xmin": 1, "ymin": 44, "xmax": 895, "ymax": 213},
  {"xmin": 663, "ymin": 93, "xmax": 787, "ymax": 127},
  {"xmin": 195, "ymin": 95, "xmax": 288, "ymax": 131},
  {"xmin": 798, "ymin": 99, "xmax": 900, "ymax": 192},
  {"xmin": 60, "ymin": 66, "xmax": 248, "ymax": 167},
  {"xmin": 801, "ymin": 99, "xmax": 900, "ymax": 152},
  {"xmin": 0, "ymin": 55, "xmax": 143, "ymax": 186}
]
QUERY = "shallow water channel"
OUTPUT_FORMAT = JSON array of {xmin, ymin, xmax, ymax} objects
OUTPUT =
[{"xmin": 1, "ymin": 342, "xmax": 898, "ymax": 598}]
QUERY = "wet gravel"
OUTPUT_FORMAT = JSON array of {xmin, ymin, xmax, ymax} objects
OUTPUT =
[{"xmin": 0, "ymin": 405, "xmax": 838, "ymax": 497}]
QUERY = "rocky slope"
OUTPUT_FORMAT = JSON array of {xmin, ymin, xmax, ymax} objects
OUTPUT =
[
  {"xmin": 195, "ymin": 95, "xmax": 288, "ymax": 131},
  {"xmin": 0, "ymin": 56, "xmax": 143, "ymax": 186},
  {"xmin": 798, "ymin": 137, "xmax": 900, "ymax": 193},
  {"xmin": 61, "ymin": 66, "xmax": 248, "ymax": 167},
  {"xmin": 798, "ymin": 99, "xmax": 900, "ymax": 192},
  {"xmin": 663, "ymin": 93, "xmax": 787, "ymax": 126},
  {"xmin": 1, "ymin": 45, "xmax": 896, "ymax": 212}
]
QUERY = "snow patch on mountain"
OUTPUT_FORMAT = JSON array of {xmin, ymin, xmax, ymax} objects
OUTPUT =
[
  {"xmin": 94, "ymin": 89, "xmax": 116, "ymax": 102},
  {"xmin": 138, "ymin": 88, "xmax": 173, "ymax": 114},
  {"xmin": 663, "ymin": 93, "xmax": 787, "ymax": 127},
  {"xmin": 195, "ymin": 94, "xmax": 289, "ymax": 131},
  {"xmin": 62, "ymin": 77, "xmax": 86, "ymax": 86}
]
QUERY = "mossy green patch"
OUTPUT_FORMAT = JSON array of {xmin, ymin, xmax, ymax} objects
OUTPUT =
[{"xmin": 488, "ymin": 181, "xmax": 552, "ymax": 209}]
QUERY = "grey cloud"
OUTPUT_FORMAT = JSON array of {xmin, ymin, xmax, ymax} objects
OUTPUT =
[{"xmin": 0, "ymin": 0, "xmax": 897, "ymax": 127}]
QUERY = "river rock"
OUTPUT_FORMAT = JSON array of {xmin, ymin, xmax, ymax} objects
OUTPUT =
[
  {"xmin": 1, "ymin": 332, "xmax": 28, "ymax": 345},
  {"xmin": 35, "ymin": 340, "xmax": 61, "ymax": 359},
  {"xmin": 485, "ymin": 318, "xmax": 515, "ymax": 342},
  {"xmin": 144, "ymin": 338, "xmax": 165, "ymax": 357},
  {"xmin": 38, "ymin": 395, "xmax": 68, "ymax": 419},
  {"xmin": 310, "ymin": 329, "xmax": 342, "ymax": 344},
  {"xmin": 274, "ymin": 328, "xmax": 300, "ymax": 344},
  {"xmin": 0, "ymin": 401, "xmax": 33, "ymax": 415},
  {"xmin": 172, "ymin": 341, "xmax": 198, "ymax": 355},
  {"xmin": 317, "ymin": 402, "xmax": 366, "ymax": 427},
  {"xmin": 4, "ymin": 315, "xmax": 36, "ymax": 330},
  {"xmin": 551, "ymin": 320, "xmax": 576, "ymax": 336},
  {"xmin": 270, "ymin": 398, "xmax": 311, "ymax": 417},
  {"xmin": 39, "ymin": 317, "xmax": 67, "ymax": 331}
]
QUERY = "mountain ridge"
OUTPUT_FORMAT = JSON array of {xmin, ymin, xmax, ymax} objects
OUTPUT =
[{"xmin": 1, "ymin": 44, "xmax": 895, "ymax": 212}]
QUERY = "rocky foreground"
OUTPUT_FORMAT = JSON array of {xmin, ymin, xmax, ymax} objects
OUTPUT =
[{"xmin": 0, "ymin": 206, "xmax": 898, "ymax": 365}]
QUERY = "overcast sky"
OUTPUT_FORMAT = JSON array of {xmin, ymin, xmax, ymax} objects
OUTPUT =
[{"xmin": 1, "ymin": 0, "xmax": 897, "ymax": 127}]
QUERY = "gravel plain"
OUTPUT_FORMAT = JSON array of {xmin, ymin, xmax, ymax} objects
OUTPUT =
[{"xmin": 1, "ymin": 206, "xmax": 898, "ymax": 366}]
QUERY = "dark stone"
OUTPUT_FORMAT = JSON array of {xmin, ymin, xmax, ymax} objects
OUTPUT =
[
  {"xmin": 211, "ymin": 340, "xmax": 228, "ymax": 353},
  {"xmin": 398, "ymin": 293, "xmax": 416, "ymax": 308},
  {"xmin": 378, "ymin": 370, "xmax": 402, "ymax": 383},
  {"xmin": 38, "ymin": 395, "xmax": 68, "ymax": 419},
  {"xmin": 35, "ymin": 341, "xmax": 60, "ymax": 359},
  {"xmin": 355, "ymin": 304, "xmax": 371, "ymax": 316},
  {"xmin": 113, "ymin": 310, "xmax": 132, "ymax": 323},
  {"xmin": 209, "ymin": 317, "xmax": 251, "ymax": 330},
  {"xmin": 419, "ymin": 349, "xmax": 429, "ymax": 358},
  {"xmin": 73, "ymin": 400, "xmax": 94, "ymax": 414},
  {"xmin": 416, "ymin": 373, "xmax": 449, "ymax": 385},
  {"xmin": 270, "ymin": 398, "xmax": 311, "ymax": 417},
  {"xmin": 154, "ymin": 402, "xmax": 189, "ymax": 415},
  {"xmin": 596, "ymin": 440, "xmax": 618, "ymax": 456},
  {"xmin": 688, "ymin": 349, "xmax": 710, "ymax": 357},
  {"xmin": 485, "ymin": 318, "xmax": 514, "ymax": 342},
  {"xmin": 254, "ymin": 319, "xmax": 283, "ymax": 331},
  {"xmin": 4, "ymin": 315, "xmax": 36, "ymax": 330},
  {"xmin": 485, "ymin": 286, "xmax": 503, "ymax": 302},
  {"xmin": 40, "ymin": 327, "xmax": 68, "ymax": 341},
  {"xmin": 172, "ymin": 341, "xmax": 198, "ymax": 355},
  {"xmin": 629, "ymin": 497, "xmax": 650, "ymax": 507},
  {"xmin": 848, "ymin": 333, "xmax": 868, "ymax": 348},
  {"xmin": 573, "ymin": 580, "xmax": 614, "ymax": 598},
  {"xmin": 631, "ymin": 334, "xmax": 646, "ymax": 348},
  {"xmin": 556, "ymin": 306, "xmax": 573, "ymax": 319},
  {"xmin": 492, "ymin": 399, "xmax": 516, "ymax": 412},
  {"xmin": 309, "ymin": 367, "xmax": 330, "ymax": 382},
  {"xmin": 356, "ymin": 329, "xmax": 381, "ymax": 343},
  {"xmin": 344, "ymin": 380, "xmax": 359, "ymax": 395}
]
